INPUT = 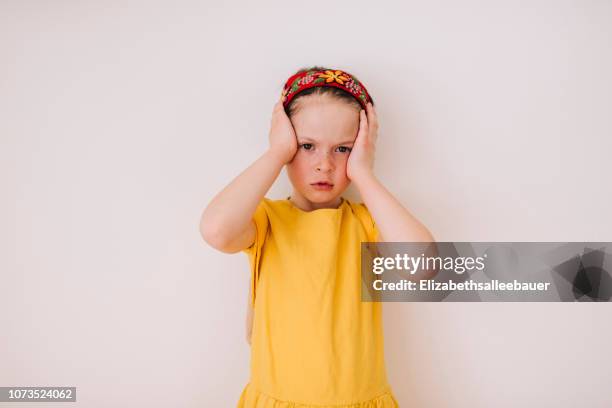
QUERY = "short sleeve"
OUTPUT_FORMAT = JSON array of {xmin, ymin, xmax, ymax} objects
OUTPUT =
[
  {"xmin": 242, "ymin": 200, "xmax": 269, "ymax": 308},
  {"xmin": 372, "ymin": 221, "xmax": 381, "ymax": 242},
  {"xmin": 353, "ymin": 202, "xmax": 380, "ymax": 243}
]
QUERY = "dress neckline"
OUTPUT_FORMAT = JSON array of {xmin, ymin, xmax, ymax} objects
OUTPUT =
[{"xmin": 285, "ymin": 196, "xmax": 347, "ymax": 214}]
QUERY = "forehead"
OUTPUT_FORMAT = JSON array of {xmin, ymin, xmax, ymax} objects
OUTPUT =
[{"xmin": 291, "ymin": 95, "xmax": 359, "ymax": 144}]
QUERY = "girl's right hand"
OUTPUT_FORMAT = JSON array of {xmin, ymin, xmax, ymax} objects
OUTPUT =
[{"xmin": 268, "ymin": 91, "xmax": 298, "ymax": 164}]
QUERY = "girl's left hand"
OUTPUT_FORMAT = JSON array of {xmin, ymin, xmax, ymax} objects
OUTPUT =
[{"xmin": 347, "ymin": 102, "xmax": 378, "ymax": 183}]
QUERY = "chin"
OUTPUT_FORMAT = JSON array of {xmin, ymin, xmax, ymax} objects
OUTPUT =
[{"xmin": 307, "ymin": 190, "xmax": 341, "ymax": 202}]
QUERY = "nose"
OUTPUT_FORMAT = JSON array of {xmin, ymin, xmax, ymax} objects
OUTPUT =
[{"xmin": 315, "ymin": 151, "xmax": 334, "ymax": 172}]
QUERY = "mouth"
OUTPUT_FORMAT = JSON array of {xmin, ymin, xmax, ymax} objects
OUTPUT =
[{"xmin": 311, "ymin": 182, "xmax": 334, "ymax": 191}]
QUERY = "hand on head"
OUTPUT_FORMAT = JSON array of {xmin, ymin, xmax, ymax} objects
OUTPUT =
[
  {"xmin": 347, "ymin": 102, "xmax": 378, "ymax": 182},
  {"xmin": 268, "ymin": 91, "xmax": 298, "ymax": 164}
]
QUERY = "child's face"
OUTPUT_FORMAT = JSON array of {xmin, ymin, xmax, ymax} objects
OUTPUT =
[{"xmin": 287, "ymin": 95, "xmax": 360, "ymax": 205}]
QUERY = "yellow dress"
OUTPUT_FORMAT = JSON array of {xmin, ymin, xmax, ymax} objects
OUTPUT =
[{"xmin": 237, "ymin": 196, "xmax": 399, "ymax": 407}]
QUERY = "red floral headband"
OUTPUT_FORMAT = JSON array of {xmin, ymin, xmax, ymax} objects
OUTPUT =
[{"xmin": 282, "ymin": 68, "xmax": 372, "ymax": 110}]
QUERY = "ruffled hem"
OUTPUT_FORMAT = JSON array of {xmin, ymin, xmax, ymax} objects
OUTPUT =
[{"xmin": 237, "ymin": 383, "xmax": 399, "ymax": 408}]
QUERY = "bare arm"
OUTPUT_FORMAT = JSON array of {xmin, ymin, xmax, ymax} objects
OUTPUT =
[
  {"xmin": 348, "ymin": 103, "xmax": 436, "ymax": 283},
  {"xmin": 201, "ymin": 93, "xmax": 298, "ymax": 345},
  {"xmin": 200, "ymin": 148, "xmax": 286, "ymax": 253},
  {"xmin": 200, "ymin": 93, "xmax": 298, "ymax": 253},
  {"xmin": 348, "ymin": 102, "xmax": 435, "ymax": 243},
  {"xmin": 354, "ymin": 173, "xmax": 434, "ymax": 243}
]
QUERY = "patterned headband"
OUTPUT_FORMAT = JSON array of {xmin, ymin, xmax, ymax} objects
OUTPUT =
[{"xmin": 282, "ymin": 68, "xmax": 372, "ymax": 110}]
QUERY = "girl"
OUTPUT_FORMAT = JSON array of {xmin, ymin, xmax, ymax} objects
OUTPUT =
[{"xmin": 200, "ymin": 66, "xmax": 434, "ymax": 407}]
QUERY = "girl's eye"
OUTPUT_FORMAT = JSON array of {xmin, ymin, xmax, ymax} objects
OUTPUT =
[{"xmin": 299, "ymin": 144, "xmax": 351, "ymax": 153}]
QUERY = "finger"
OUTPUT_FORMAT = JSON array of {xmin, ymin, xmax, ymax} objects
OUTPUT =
[
  {"xmin": 357, "ymin": 109, "xmax": 368, "ymax": 141},
  {"xmin": 366, "ymin": 103, "xmax": 379, "ymax": 143},
  {"xmin": 273, "ymin": 102, "xmax": 282, "ymax": 115},
  {"xmin": 366, "ymin": 102, "xmax": 378, "ymax": 127},
  {"xmin": 359, "ymin": 108, "xmax": 368, "ymax": 126},
  {"xmin": 274, "ymin": 96, "xmax": 284, "ymax": 112}
]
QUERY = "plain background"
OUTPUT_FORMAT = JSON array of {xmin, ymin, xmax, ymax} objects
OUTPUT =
[{"xmin": 2, "ymin": 1, "xmax": 611, "ymax": 407}]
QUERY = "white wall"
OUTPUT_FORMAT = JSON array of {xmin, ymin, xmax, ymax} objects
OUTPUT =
[{"xmin": 1, "ymin": 1, "xmax": 611, "ymax": 407}]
